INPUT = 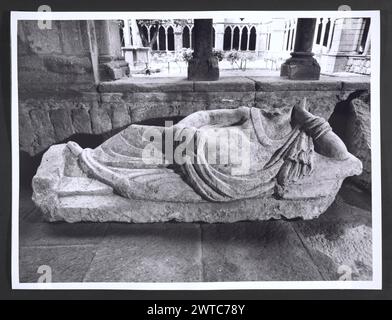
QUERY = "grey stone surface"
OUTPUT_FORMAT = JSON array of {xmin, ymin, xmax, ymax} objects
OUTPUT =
[
  {"xmin": 345, "ymin": 97, "xmax": 371, "ymax": 190},
  {"xmin": 187, "ymin": 19, "xmax": 219, "ymax": 81},
  {"xmin": 110, "ymin": 103, "xmax": 132, "ymax": 128},
  {"xmin": 18, "ymin": 109, "xmax": 35, "ymax": 152},
  {"xmin": 18, "ymin": 20, "xmax": 96, "ymax": 94},
  {"xmin": 90, "ymin": 104, "xmax": 112, "ymax": 134},
  {"xmin": 99, "ymin": 77, "xmax": 194, "ymax": 93},
  {"xmin": 291, "ymin": 193, "xmax": 372, "ymax": 280},
  {"xmin": 193, "ymin": 77, "xmax": 255, "ymax": 92},
  {"xmin": 29, "ymin": 109, "xmax": 56, "ymax": 154},
  {"xmin": 20, "ymin": 217, "xmax": 108, "ymax": 247},
  {"xmin": 280, "ymin": 19, "xmax": 320, "ymax": 80},
  {"xmin": 19, "ymin": 246, "xmax": 97, "ymax": 283},
  {"xmin": 255, "ymin": 90, "xmax": 342, "ymax": 120},
  {"xmin": 281, "ymin": 55, "xmax": 321, "ymax": 80},
  {"xmin": 250, "ymin": 76, "xmax": 343, "ymax": 92},
  {"xmin": 51, "ymin": 192, "xmax": 338, "ymax": 223},
  {"xmin": 50, "ymin": 108, "xmax": 75, "ymax": 141},
  {"xmin": 71, "ymin": 106, "xmax": 92, "ymax": 134},
  {"xmin": 83, "ymin": 223, "xmax": 202, "ymax": 282},
  {"xmin": 201, "ymin": 221, "xmax": 324, "ymax": 281}
]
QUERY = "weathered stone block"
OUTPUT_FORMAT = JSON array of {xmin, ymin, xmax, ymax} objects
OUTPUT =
[
  {"xmin": 255, "ymin": 91, "xmax": 340, "ymax": 119},
  {"xmin": 50, "ymin": 109, "xmax": 75, "ymax": 141},
  {"xmin": 29, "ymin": 109, "xmax": 56, "ymax": 154},
  {"xmin": 100, "ymin": 92, "xmax": 124, "ymax": 103},
  {"xmin": 188, "ymin": 56, "xmax": 220, "ymax": 81},
  {"xmin": 345, "ymin": 97, "xmax": 371, "ymax": 190},
  {"xmin": 90, "ymin": 104, "xmax": 112, "ymax": 134},
  {"xmin": 58, "ymin": 21, "xmax": 86, "ymax": 56},
  {"xmin": 99, "ymin": 78, "xmax": 194, "ymax": 93},
  {"xmin": 251, "ymin": 76, "xmax": 342, "ymax": 92},
  {"xmin": 71, "ymin": 106, "xmax": 92, "ymax": 134},
  {"xmin": 130, "ymin": 101, "xmax": 204, "ymax": 123},
  {"xmin": 20, "ymin": 21, "xmax": 62, "ymax": 54},
  {"xmin": 111, "ymin": 104, "xmax": 132, "ymax": 129},
  {"xmin": 194, "ymin": 77, "xmax": 255, "ymax": 92},
  {"xmin": 43, "ymin": 55, "xmax": 92, "ymax": 75},
  {"xmin": 281, "ymin": 55, "xmax": 320, "ymax": 80},
  {"xmin": 19, "ymin": 110, "xmax": 35, "ymax": 154}
]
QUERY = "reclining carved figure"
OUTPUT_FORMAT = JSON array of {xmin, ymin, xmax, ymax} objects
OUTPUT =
[{"xmin": 32, "ymin": 98, "xmax": 362, "ymax": 223}]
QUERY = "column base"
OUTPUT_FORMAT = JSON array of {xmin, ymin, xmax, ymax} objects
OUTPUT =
[
  {"xmin": 280, "ymin": 52, "xmax": 321, "ymax": 80},
  {"xmin": 188, "ymin": 56, "xmax": 219, "ymax": 81},
  {"xmin": 99, "ymin": 58, "xmax": 130, "ymax": 81}
]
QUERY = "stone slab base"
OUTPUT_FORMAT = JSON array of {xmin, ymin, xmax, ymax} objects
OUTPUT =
[{"xmin": 52, "ymin": 192, "xmax": 336, "ymax": 223}]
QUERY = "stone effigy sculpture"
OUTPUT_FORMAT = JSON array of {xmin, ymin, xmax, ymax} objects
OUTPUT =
[{"xmin": 32, "ymin": 98, "xmax": 362, "ymax": 223}]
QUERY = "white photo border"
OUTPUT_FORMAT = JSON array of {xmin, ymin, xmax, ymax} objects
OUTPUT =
[{"xmin": 10, "ymin": 10, "xmax": 382, "ymax": 290}]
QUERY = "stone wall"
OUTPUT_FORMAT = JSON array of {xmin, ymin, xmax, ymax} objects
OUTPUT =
[
  {"xmin": 19, "ymin": 76, "xmax": 370, "ymax": 156},
  {"xmin": 18, "ymin": 20, "xmax": 96, "ymax": 94}
]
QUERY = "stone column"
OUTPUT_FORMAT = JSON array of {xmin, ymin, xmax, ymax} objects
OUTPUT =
[
  {"xmin": 123, "ymin": 19, "xmax": 131, "ymax": 46},
  {"xmin": 174, "ymin": 25, "xmax": 183, "ymax": 52},
  {"xmin": 255, "ymin": 25, "xmax": 265, "ymax": 54},
  {"xmin": 188, "ymin": 19, "xmax": 219, "ymax": 81},
  {"xmin": 280, "ymin": 18, "xmax": 320, "ymax": 80},
  {"xmin": 214, "ymin": 24, "xmax": 224, "ymax": 50},
  {"xmin": 130, "ymin": 19, "xmax": 143, "ymax": 47},
  {"xmin": 95, "ymin": 20, "xmax": 130, "ymax": 81}
]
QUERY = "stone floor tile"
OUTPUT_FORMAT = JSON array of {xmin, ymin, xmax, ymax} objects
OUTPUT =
[
  {"xmin": 201, "ymin": 220, "xmax": 324, "ymax": 281},
  {"xmin": 338, "ymin": 181, "xmax": 371, "ymax": 212},
  {"xmin": 19, "ymin": 218, "xmax": 109, "ymax": 247},
  {"xmin": 19, "ymin": 245, "xmax": 97, "ymax": 283},
  {"xmin": 291, "ymin": 194, "xmax": 372, "ymax": 281},
  {"xmin": 83, "ymin": 223, "xmax": 202, "ymax": 282},
  {"xmin": 19, "ymin": 189, "xmax": 36, "ymax": 219}
]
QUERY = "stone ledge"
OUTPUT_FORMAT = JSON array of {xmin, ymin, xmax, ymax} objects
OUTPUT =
[
  {"xmin": 98, "ymin": 75, "xmax": 370, "ymax": 94},
  {"xmin": 193, "ymin": 77, "xmax": 255, "ymax": 92},
  {"xmin": 98, "ymin": 77, "xmax": 194, "ymax": 93}
]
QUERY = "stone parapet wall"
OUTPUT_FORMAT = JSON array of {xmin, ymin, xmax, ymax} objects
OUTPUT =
[{"xmin": 19, "ymin": 76, "xmax": 370, "ymax": 156}]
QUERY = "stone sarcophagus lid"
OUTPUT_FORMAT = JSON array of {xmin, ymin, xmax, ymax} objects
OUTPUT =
[{"xmin": 32, "ymin": 102, "xmax": 362, "ymax": 223}]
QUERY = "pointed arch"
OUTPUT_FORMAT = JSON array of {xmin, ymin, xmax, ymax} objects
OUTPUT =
[
  {"xmin": 240, "ymin": 26, "xmax": 248, "ymax": 50},
  {"xmin": 249, "ymin": 26, "xmax": 256, "ymax": 51},
  {"xmin": 290, "ymin": 27, "xmax": 295, "ymax": 50},
  {"xmin": 150, "ymin": 25, "xmax": 158, "ymax": 50},
  {"xmin": 286, "ymin": 29, "xmax": 291, "ymax": 50},
  {"xmin": 182, "ymin": 25, "xmax": 190, "ymax": 48},
  {"xmin": 167, "ymin": 26, "xmax": 174, "ymax": 51},
  {"xmin": 223, "ymin": 26, "xmax": 232, "ymax": 50},
  {"xmin": 158, "ymin": 25, "xmax": 166, "ymax": 50},
  {"xmin": 140, "ymin": 25, "xmax": 148, "ymax": 46},
  {"xmin": 316, "ymin": 18, "xmax": 323, "ymax": 45},
  {"xmin": 191, "ymin": 26, "xmax": 195, "ymax": 49},
  {"xmin": 212, "ymin": 27, "xmax": 215, "ymax": 48},
  {"xmin": 233, "ymin": 26, "xmax": 240, "ymax": 50}
]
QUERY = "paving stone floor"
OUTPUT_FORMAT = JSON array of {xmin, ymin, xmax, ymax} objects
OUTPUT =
[{"xmin": 19, "ymin": 181, "xmax": 372, "ymax": 283}]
